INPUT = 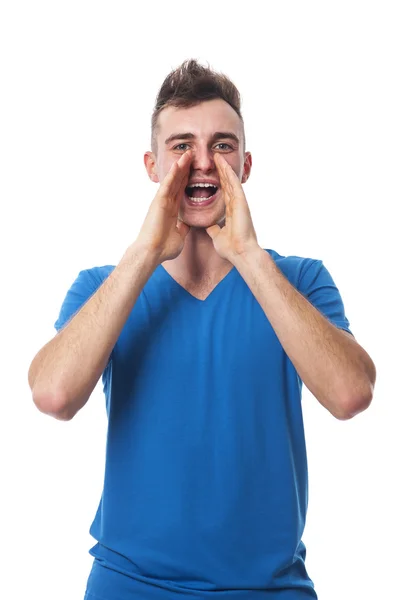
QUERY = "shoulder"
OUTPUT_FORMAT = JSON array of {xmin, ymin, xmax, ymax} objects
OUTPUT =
[
  {"xmin": 84, "ymin": 264, "xmax": 116, "ymax": 286},
  {"xmin": 263, "ymin": 248, "xmax": 320, "ymax": 289}
]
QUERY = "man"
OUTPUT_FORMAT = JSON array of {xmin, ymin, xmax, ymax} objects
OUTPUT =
[{"xmin": 28, "ymin": 59, "xmax": 376, "ymax": 599}]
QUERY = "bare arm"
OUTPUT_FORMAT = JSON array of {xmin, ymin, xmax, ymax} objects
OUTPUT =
[
  {"xmin": 205, "ymin": 153, "xmax": 375, "ymax": 420},
  {"xmin": 28, "ymin": 243, "xmax": 159, "ymax": 420},
  {"xmin": 233, "ymin": 247, "xmax": 376, "ymax": 420},
  {"xmin": 29, "ymin": 150, "xmax": 192, "ymax": 421}
]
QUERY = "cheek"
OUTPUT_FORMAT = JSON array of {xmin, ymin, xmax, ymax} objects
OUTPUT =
[{"xmin": 156, "ymin": 154, "xmax": 174, "ymax": 181}]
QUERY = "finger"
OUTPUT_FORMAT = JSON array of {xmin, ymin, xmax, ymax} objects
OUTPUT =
[
  {"xmin": 205, "ymin": 224, "xmax": 221, "ymax": 240},
  {"xmin": 161, "ymin": 151, "xmax": 192, "ymax": 198},
  {"xmin": 215, "ymin": 153, "xmax": 244, "ymax": 205},
  {"xmin": 215, "ymin": 153, "xmax": 241, "ymax": 189},
  {"xmin": 166, "ymin": 152, "xmax": 192, "ymax": 209},
  {"xmin": 175, "ymin": 150, "xmax": 193, "ymax": 196},
  {"xmin": 214, "ymin": 153, "xmax": 235, "ymax": 207},
  {"xmin": 213, "ymin": 152, "xmax": 225, "ymax": 186},
  {"xmin": 176, "ymin": 218, "xmax": 190, "ymax": 239}
]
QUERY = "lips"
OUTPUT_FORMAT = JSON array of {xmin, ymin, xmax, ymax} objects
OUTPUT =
[{"xmin": 183, "ymin": 177, "xmax": 221, "ymax": 208}]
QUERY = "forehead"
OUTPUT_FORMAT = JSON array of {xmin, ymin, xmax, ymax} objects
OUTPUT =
[{"xmin": 157, "ymin": 98, "xmax": 243, "ymax": 141}]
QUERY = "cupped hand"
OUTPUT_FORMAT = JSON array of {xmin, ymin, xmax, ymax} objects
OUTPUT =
[
  {"xmin": 136, "ymin": 151, "xmax": 193, "ymax": 263},
  {"xmin": 205, "ymin": 153, "xmax": 259, "ymax": 262}
]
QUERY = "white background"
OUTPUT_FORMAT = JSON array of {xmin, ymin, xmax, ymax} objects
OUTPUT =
[{"xmin": 1, "ymin": 1, "xmax": 399, "ymax": 599}]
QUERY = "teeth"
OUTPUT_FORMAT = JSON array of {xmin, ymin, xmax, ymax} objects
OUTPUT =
[
  {"xmin": 188, "ymin": 193, "xmax": 217, "ymax": 202},
  {"xmin": 189, "ymin": 183, "xmax": 216, "ymax": 188},
  {"xmin": 186, "ymin": 183, "xmax": 218, "ymax": 203}
]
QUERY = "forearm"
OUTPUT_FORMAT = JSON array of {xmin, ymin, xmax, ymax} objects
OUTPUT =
[
  {"xmin": 233, "ymin": 246, "xmax": 375, "ymax": 419},
  {"xmin": 30, "ymin": 242, "xmax": 159, "ymax": 420}
]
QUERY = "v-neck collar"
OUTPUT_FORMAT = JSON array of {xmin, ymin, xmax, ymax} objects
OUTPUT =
[{"xmin": 159, "ymin": 264, "xmax": 237, "ymax": 303}]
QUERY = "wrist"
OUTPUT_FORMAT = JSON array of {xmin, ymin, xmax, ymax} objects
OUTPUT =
[
  {"xmin": 123, "ymin": 240, "xmax": 161, "ymax": 269},
  {"xmin": 231, "ymin": 242, "xmax": 264, "ymax": 265}
]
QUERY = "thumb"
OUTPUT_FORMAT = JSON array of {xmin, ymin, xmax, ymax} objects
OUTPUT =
[
  {"xmin": 176, "ymin": 219, "xmax": 191, "ymax": 239},
  {"xmin": 205, "ymin": 224, "xmax": 221, "ymax": 240}
]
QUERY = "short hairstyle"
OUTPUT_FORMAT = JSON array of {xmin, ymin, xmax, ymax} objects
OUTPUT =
[{"xmin": 151, "ymin": 59, "xmax": 245, "ymax": 154}]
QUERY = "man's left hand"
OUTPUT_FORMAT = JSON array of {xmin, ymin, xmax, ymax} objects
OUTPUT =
[{"xmin": 206, "ymin": 153, "xmax": 259, "ymax": 262}]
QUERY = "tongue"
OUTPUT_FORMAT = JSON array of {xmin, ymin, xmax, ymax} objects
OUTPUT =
[{"xmin": 189, "ymin": 187, "xmax": 215, "ymax": 199}]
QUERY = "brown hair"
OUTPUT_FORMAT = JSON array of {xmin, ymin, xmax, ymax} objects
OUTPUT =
[{"xmin": 151, "ymin": 59, "xmax": 245, "ymax": 153}]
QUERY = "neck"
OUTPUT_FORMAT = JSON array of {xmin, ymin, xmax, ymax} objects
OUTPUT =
[{"xmin": 162, "ymin": 225, "xmax": 231, "ymax": 281}]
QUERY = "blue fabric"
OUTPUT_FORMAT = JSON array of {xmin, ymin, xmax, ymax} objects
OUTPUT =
[{"xmin": 55, "ymin": 249, "xmax": 352, "ymax": 599}]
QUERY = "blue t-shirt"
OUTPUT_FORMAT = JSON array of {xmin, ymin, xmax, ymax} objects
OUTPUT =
[{"xmin": 54, "ymin": 249, "xmax": 352, "ymax": 600}]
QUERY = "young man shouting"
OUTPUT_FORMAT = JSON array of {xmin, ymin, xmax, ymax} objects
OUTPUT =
[{"xmin": 29, "ymin": 59, "xmax": 376, "ymax": 599}]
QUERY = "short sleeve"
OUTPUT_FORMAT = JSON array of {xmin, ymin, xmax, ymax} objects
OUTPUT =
[
  {"xmin": 298, "ymin": 259, "xmax": 353, "ymax": 335},
  {"xmin": 53, "ymin": 266, "xmax": 116, "ymax": 386},
  {"xmin": 54, "ymin": 269, "xmax": 99, "ymax": 332}
]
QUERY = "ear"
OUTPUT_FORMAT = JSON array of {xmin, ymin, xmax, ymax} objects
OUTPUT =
[
  {"xmin": 241, "ymin": 152, "xmax": 252, "ymax": 184},
  {"xmin": 144, "ymin": 151, "xmax": 160, "ymax": 183}
]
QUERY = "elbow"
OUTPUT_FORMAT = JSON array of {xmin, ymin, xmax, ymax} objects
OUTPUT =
[
  {"xmin": 333, "ymin": 360, "xmax": 376, "ymax": 421},
  {"xmin": 333, "ymin": 386, "xmax": 374, "ymax": 421},
  {"xmin": 52, "ymin": 406, "xmax": 76, "ymax": 422},
  {"xmin": 32, "ymin": 388, "xmax": 75, "ymax": 421}
]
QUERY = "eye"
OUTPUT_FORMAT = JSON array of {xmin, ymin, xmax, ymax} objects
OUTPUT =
[
  {"xmin": 172, "ymin": 142, "xmax": 233, "ymax": 152},
  {"xmin": 214, "ymin": 143, "xmax": 233, "ymax": 151}
]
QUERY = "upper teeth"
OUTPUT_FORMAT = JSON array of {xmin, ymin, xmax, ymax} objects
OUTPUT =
[{"xmin": 190, "ymin": 183, "xmax": 216, "ymax": 188}]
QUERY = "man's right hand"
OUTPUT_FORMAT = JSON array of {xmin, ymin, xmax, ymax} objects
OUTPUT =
[{"xmin": 136, "ymin": 150, "xmax": 193, "ymax": 264}]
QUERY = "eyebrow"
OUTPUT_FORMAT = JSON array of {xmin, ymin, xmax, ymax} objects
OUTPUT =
[{"xmin": 164, "ymin": 131, "xmax": 240, "ymax": 146}]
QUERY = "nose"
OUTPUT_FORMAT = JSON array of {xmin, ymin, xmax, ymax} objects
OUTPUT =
[{"xmin": 190, "ymin": 145, "xmax": 216, "ymax": 173}]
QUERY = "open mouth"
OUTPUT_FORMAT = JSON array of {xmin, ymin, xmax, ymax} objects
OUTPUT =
[{"xmin": 184, "ymin": 183, "xmax": 219, "ymax": 207}]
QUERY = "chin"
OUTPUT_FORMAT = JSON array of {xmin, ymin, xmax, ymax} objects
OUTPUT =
[
  {"xmin": 180, "ymin": 211, "xmax": 226, "ymax": 230},
  {"xmin": 184, "ymin": 219, "xmax": 224, "ymax": 232}
]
